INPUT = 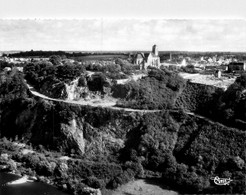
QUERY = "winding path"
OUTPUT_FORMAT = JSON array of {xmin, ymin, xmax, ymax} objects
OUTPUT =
[
  {"xmin": 26, "ymin": 82, "xmax": 159, "ymax": 113},
  {"xmin": 25, "ymin": 81, "xmax": 234, "ymax": 129}
]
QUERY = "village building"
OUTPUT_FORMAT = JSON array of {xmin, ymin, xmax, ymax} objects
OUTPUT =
[
  {"xmin": 134, "ymin": 44, "xmax": 161, "ymax": 70},
  {"xmin": 214, "ymin": 70, "xmax": 222, "ymax": 78},
  {"xmin": 133, "ymin": 53, "xmax": 146, "ymax": 69},
  {"xmin": 169, "ymin": 53, "xmax": 172, "ymax": 61},
  {"xmin": 180, "ymin": 58, "xmax": 187, "ymax": 66}
]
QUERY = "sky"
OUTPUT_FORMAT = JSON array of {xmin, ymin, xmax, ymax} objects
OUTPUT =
[{"xmin": 0, "ymin": 0, "xmax": 246, "ymax": 51}]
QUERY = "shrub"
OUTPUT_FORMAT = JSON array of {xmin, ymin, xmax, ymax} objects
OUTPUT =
[
  {"xmin": 84, "ymin": 176, "xmax": 104, "ymax": 189},
  {"xmin": 78, "ymin": 75, "xmax": 87, "ymax": 87}
]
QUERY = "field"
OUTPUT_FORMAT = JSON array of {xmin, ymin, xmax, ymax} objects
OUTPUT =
[{"xmin": 73, "ymin": 54, "xmax": 129, "ymax": 61}]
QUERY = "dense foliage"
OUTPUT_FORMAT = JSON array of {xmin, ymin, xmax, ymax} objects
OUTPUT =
[
  {"xmin": 114, "ymin": 68, "xmax": 186, "ymax": 109},
  {"xmin": 0, "ymin": 60, "xmax": 16, "ymax": 71},
  {"xmin": 23, "ymin": 61, "xmax": 86, "ymax": 98},
  {"xmin": 0, "ymin": 69, "xmax": 30, "ymax": 101},
  {"xmin": 217, "ymin": 73, "xmax": 246, "ymax": 123},
  {"xmin": 171, "ymin": 111, "xmax": 246, "ymax": 194},
  {"xmin": 84, "ymin": 58, "xmax": 138, "ymax": 77},
  {"xmin": 176, "ymin": 74, "xmax": 246, "ymax": 130},
  {"xmin": 23, "ymin": 58, "xmax": 137, "ymax": 99},
  {"xmin": 24, "ymin": 61, "xmax": 85, "ymax": 87},
  {"xmin": 175, "ymin": 82, "xmax": 223, "ymax": 114}
]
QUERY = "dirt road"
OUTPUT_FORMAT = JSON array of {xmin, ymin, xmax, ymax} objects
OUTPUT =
[
  {"xmin": 26, "ymin": 81, "xmax": 233, "ymax": 129},
  {"xmin": 26, "ymin": 82, "xmax": 159, "ymax": 113}
]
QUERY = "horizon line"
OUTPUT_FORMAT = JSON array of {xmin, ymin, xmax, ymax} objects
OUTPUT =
[{"xmin": 1, "ymin": 50, "xmax": 246, "ymax": 54}]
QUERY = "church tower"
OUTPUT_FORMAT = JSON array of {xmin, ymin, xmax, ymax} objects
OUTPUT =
[{"xmin": 152, "ymin": 44, "xmax": 158, "ymax": 56}]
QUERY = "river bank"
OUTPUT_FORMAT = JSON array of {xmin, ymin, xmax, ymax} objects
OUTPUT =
[
  {"xmin": 0, "ymin": 153, "xmax": 69, "ymax": 193},
  {"xmin": 0, "ymin": 140, "xmax": 180, "ymax": 195},
  {"xmin": 1, "ymin": 152, "xmax": 178, "ymax": 195},
  {"xmin": 0, "ymin": 172, "xmax": 70, "ymax": 195},
  {"xmin": 0, "ymin": 140, "xmax": 102, "ymax": 195}
]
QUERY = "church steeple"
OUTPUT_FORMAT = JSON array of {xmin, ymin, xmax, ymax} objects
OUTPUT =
[{"xmin": 152, "ymin": 44, "xmax": 158, "ymax": 56}]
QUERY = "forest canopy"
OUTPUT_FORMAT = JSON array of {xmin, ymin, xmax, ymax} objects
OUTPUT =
[{"xmin": 114, "ymin": 68, "xmax": 186, "ymax": 109}]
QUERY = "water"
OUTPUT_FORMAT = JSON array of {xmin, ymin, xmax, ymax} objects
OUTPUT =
[{"xmin": 0, "ymin": 172, "xmax": 70, "ymax": 195}]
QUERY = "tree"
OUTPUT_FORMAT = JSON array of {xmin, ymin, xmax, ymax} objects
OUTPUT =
[
  {"xmin": 87, "ymin": 73, "xmax": 109, "ymax": 92},
  {"xmin": 49, "ymin": 55, "xmax": 62, "ymax": 66}
]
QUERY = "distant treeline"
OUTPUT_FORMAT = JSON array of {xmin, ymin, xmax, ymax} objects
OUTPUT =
[
  {"xmin": 6, "ymin": 50, "xmax": 129, "ymax": 58},
  {"xmin": 6, "ymin": 50, "xmax": 246, "ymax": 60}
]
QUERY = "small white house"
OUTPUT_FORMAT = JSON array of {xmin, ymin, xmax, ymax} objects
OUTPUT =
[{"xmin": 214, "ymin": 70, "xmax": 222, "ymax": 78}]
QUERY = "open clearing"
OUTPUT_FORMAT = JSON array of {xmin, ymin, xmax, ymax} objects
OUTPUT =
[
  {"xmin": 77, "ymin": 96, "xmax": 118, "ymax": 107},
  {"xmin": 107, "ymin": 179, "xmax": 178, "ymax": 195},
  {"xmin": 179, "ymin": 72, "xmax": 236, "ymax": 90}
]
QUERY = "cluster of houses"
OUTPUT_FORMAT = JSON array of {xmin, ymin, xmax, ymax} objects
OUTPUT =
[
  {"xmin": 1, "ymin": 46, "xmax": 245, "ymax": 76},
  {"xmin": 0, "ymin": 56, "xmax": 50, "ymax": 64},
  {"xmin": 132, "ymin": 44, "xmax": 246, "ymax": 75}
]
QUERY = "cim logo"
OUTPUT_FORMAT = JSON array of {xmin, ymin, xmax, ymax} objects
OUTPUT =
[{"xmin": 210, "ymin": 176, "xmax": 233, "ymax": 185}]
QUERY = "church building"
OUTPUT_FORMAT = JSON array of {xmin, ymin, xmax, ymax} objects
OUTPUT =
[{"xmin": 134, "ymin": 44, "xmax": 161, "ymax": 70}]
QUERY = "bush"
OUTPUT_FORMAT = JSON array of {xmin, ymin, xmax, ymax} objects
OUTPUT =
[
  {"xmin": 78, "ymin": 75, "xmax": 87, "ymax": 87},
  {"xmin": 49, "ymin": 55, "xmax": 62, "ymax": 66},
  {"xmin": 87, "ymin": 73, "xmax": 109, "ymax": 92},
  {"xmin": 84, "ymin": 176, "xmax": 104, "ymax": 188},
  {"xmin": 56, "ymin": 64, "xmax": 85, "ymax": 81},
  {"xmin": 115, "ymin": 58, "xmax": 134, "ymax": 74}
]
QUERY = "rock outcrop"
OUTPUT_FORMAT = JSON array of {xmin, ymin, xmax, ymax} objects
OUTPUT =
[
  {"xmin": 64, "ymin": 78, "xmax": 90, "ymax": 100},
  {"xmin": 60, "ymin": 119, "xmax": 85, "ymax": 154}
]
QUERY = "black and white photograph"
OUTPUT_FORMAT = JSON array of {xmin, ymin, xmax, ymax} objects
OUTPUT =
[{"xmin": 0, "ymin": 0, "xmax": 245, "ymax": 195}]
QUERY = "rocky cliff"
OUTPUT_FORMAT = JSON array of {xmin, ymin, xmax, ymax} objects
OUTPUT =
[
  {"xmin": 40, "ymin": 73, "xmax": 112, "ymax": 103},
  {"xmin": 0, "ymin": 93, "xmax": 138, "ymax": 155}
]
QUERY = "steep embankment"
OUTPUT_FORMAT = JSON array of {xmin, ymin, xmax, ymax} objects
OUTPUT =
[
  {"xmin": 176, "ymin": 75, "xmax": 246, "ymax": 130},
  {"xmin": 1, "ymin": 96, "xmax": 143, "ymax": 155},
  {"xmin": 1, "ymin": 70, "xmax": 245, "ymax": 194},
  {"xmin": 171, "ymin": 111, "xmax": 245, "ymax": 194}
]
